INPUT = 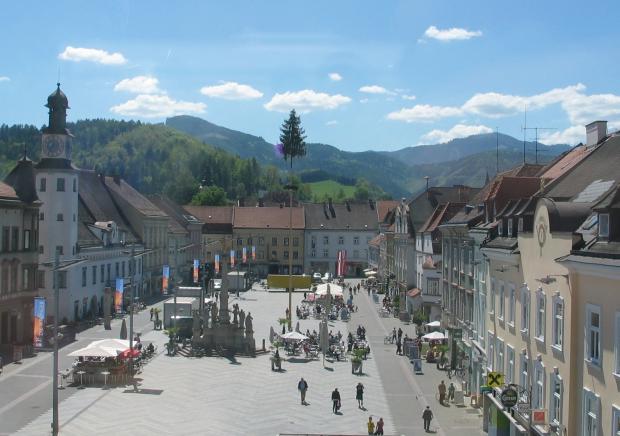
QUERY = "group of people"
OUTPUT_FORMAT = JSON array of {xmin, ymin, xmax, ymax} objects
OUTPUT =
[{"xmin": 437, "ymin": 380, "xmax": 456, "ymax": 405}]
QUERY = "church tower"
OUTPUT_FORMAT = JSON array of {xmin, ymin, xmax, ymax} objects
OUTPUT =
[{"xmin": 35, "ymin": 84, "xmax": 78, "ymax": 263}]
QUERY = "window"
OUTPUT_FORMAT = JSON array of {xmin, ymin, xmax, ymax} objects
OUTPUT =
[
  {"xmin": 323, "ymin": 236, "xmax": 329, "ymax": 245},
  {"xmin": 272, "ymin": 237, "xmax": 277, "ymax": 246},
  {"xmin": 57, "ymin": 213, "xmax": 64, "ymax": 221},
  {"xmin": 39, "ymin": 212, "xmax": 44, "ymax": 221},
  {"xmin": 338, "ymin": 236, "xmax": 344, "ymax": 245},
  {"xmin": 237, "ymin": 238, "xmax": 242, "ymax": 246},
  {"xmin": 82, "ymin": 267, "xmax": 87, "ymax": 287},
  {"xmin": 122, "ymin": 261, "xmax": 126, "ymax": 277},
  {"xmin": 106, "ymin": 264, "xmax": 111, "ymax": 281},
  {"xmin": 283, "ymin": 250, "xmax": 289, "ymax": 259},
  {"xmin": 506, "ymin": 345, "xmax": 515, "ymax": 384},
  {"xmin": 23, "ymin": 230, "xmax": 30, "ymax": 250},
  {"xmin": 552, "ymin": 295, "xmax": 564, "ymax": 351},
  {"xmin": 353, "ymin": 250, "xmax": 359, "ymax": 258},
  {"xmin": 1, "ymin": 227, "xmax": 8, "ymax": 252},
  {"xmin": 257, "ymin": 250, "xmax": 264, "ymax": 260},
  {"xmin": 489, "ymin": 279, "xmax": 496, "ymax": 317},
  {"xmin": 10, "ymin": 227, "xmax": 18, "ymax": 251},
  {"xmin": 56, "ymin": 245, "xmax": 63, "ymax": 255},
  {"xmin": 283, "ymin": 237, "xmax": 289, "ymax": 246},
  {"xmin": 586, "ymin": 304, "xmax": 601, "ymax": 365},
  {"xmin": 39, "ymin": 245, "xmax": 43, "ymax": 254},
  {"xmin": 535, "ymin": 289, "xmax": 545, "ymax": 341},
  {"xmin": 426, "ymin": 279, "xmax": 440, "ymax": 296},
  {"xmin": 39, "ymin": 177, "xmax": 46, "ymax": 192},
  {"xmin": 615, "ymin": 312, "xmax": 620, "ymax": 375},
  {"xmin": 582, "ymin": 389, "xmax": 600, "ymax": 436},
  {"xmin": 353, "ymin": 236, "xmax": 359, "ymax": 245},
  {"xmin": 508, "ymin": 219, "xmax": 513, "ymax": 236},
  {"xmin": 293, "ymin": 237, "xmax": 299, "ymax": 247},
  {"xmin": 293, "ymin": 251, "xmax": 298, "ymax": 259},
  {"xmin": 498, "ymin": 282, "xmax": 505, "ymax": 320},
  {"xmin": 487, "ymin": 331, "xmax": 495, "ymax": 371},
  {"xmin": 22, "ymin": 266, "xmax": 30, "ymax": 290},
  {"xmin": 323, "ymin": 249, "xmax": 329, "ymax": 258},
  {"xmin": 258, "ymin": 237, "xmax": 264, "ymax": 246},
  {"xmin": 37, "ymin": 270, "xmax": 45, "ymax": 289},
  {"xmin": 100, "ymin": 265, "xmax": 105, "ymax": 283},
  {"xmin": 521, "ymin": 286, "xmax": 530, "ymax": 335},
  {"xmin": 518, "ymin": 217, "xmax": 524, "ymax": 233},
  {"xmin": 550, "ymin": 373, "xmax": 563, "ymax": 428},
  {"xmin": 53, "ymin": 271, "xmax": 67, "ymax": 289},
  {"xmin": 509, "ymin": 285, "xmax": 516, "ymax": 326},
  {"xmin": 496, "ymin": 338, "xmax": 504, "ymax": 374},
  {"xmin": 498, "ymin": 220, "xmax": 503, "ymax": 236},
  {"xmin": 92, "ymin": 266, "xmax": 97, "ymax": 285},
  {"xmin": 115, "ymin": 262, "xmax": 119, "ymax": 278},
  {"xmin": 56, "ymin": 177, "xmax": 65, "ymax": 192},
  {"xmin": 533, "ymin": 361, "xmax": 545, "ymax": 409},
  {"xmin": 72, "ymin": 178, "xmax": 77, "ymax": 192},
  {"xmin": 520, "ymin": 354, "xmax": 529, "ymax": 402},
  {"xmin": 311, "ymin": 249, "xmax": 316, "ymax": 257},
  {"xmin": 599, "ymin": 213, "xmax": 609, "ymax": 237},
  {"xmin": 271, "ymin": 250, "xmax": 277, "ymax": 259},
  {"xmin": 612, "ymin": 406, "xmax": 620, "ymax": 436}
]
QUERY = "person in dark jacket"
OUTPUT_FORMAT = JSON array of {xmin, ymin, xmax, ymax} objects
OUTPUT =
[
  {"xmin": 422, "ymin": 406, "xmax": 433, "ymax": 431},
  {"xmin": 331, "ymin": 388, "xmax": 341, "ymax": 413},
  {"xmin": 356, "ymin": 382, "xmax": 364, "ymax": 408},
  {"xmin": 298, "ymin": 378, "xmax": 308, "ymax": 405}
]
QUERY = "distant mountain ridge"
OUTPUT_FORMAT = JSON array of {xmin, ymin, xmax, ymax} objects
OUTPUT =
[{"xmin": 166, "ymin": 115, "xmax": 571, "ymax": 197}]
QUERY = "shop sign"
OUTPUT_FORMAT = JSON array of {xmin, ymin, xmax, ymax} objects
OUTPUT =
[
  {"xmin": 487, "ymin": 371, "xmax": 504, "ymax": 387},
  {"xmin": 499, "ymin": 386, "xmax": 518, "ymax": 408},
  {"xmin": 532, "ymin": 409, "xmax": 546, "ymax": 425}
]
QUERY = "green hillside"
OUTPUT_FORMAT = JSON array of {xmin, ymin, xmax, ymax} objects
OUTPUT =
[{"xmin": 307, "ymin": 180, "xmax": 356, "ymax": 200}]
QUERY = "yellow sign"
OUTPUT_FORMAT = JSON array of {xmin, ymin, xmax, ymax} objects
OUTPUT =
[{"xmin": 487, "ymin": 371, "xmax": 504, "ymax": 387}]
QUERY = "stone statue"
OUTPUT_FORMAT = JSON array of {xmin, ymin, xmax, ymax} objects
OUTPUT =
[
  {"xmin": 238, "ymin": 309, "xmax": 245, "ymax": 330},
  {"xmin": 245, "ymin": 312, "xmax": 253, "ymax": 334},
  {"xmin": 232, "ymin": 303, "xmax": 239, "ymax": 325},
  {"xmin": 210, "ymin": 302, "xmax": 218, "ymax": 326},
  {"xmin": 219, "ymin": 290, "xmax": 230, "ymax": 324}
]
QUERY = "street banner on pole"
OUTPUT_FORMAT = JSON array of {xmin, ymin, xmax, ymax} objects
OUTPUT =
[
  {"xmin": 115, "ymin": 278, "xmax": 124, "ymax": 312},
  {"xmin": 230, "ymin": 250, "xmax": 235, "ymax": 268},
  {"xmin": 162, "ymin": 265, "xmax": 170, "ymax": 295},
  {"xmin": 33, "ymin": 297, "xmax": 46, "ymax": 347},
  {"xmin": 214, "ymin": 254, "xmax": 220, "ymax": 274},
  {"xmin": 242, "ymin": 247, "xmax": 247, "ymax": 263},
  {"xmin": 252, "ymin": 245, "xmax": 256, "ymax": 261},
  {"xmin": 193, "ymin": 259, "xmax": 199, "ymax": 283}
]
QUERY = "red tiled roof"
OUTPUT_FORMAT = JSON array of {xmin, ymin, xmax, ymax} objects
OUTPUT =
[
  {"xmin": 368, "ymin": 234, "xmax": 385, "ymax": 247},
  {"xmin": 183, "ymin": 206, "xmax": 233, "ymax": 225},
  {"xmin": 233, "ymin": 206, "xmax": 305, "ymax": 229},
  {"xmin": 376, "ymin": 200, "xmax": 399, "ymax": 223},
  {"xmin": 0, "ymin": 181, "xmax": 18, "ymax": 200},
  {"xmin": 540, "ymin": 145, "xmax": 592, "ymax": 181}
]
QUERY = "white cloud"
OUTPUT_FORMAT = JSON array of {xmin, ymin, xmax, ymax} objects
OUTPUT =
[
  {"xmin": 539, "ymin": 126, "xmax": 584, "ymax": 145},
  {"xmin": 200, "ymin": 81, "xmax": 263, "ymax": 100},
  {"xmin": 264, "ymin": 90, "xmax": 351, "ymax": 113},
  {"xmin": 360, "ymin": 98, "xmax": 369, "ymax": 104},
  {"xmin": 58, "ymin": 46, "xmax": 127, "ymax": 65},
  {"xmin": 110, "ymin": 94, "xmax": 206, "ymax": 118},
  {"xmin": 359, "ymin": 85, "xmax": 395, "ymax": 95},
  {"xmin": 326, "ymin": 120, "xmax": 338, "ymax": 126},
  {"xmin": 0, "ymin": 76, "xmax": 9, "ymax": 82},
  {"xmin": 114, "ymin": 76, "xmax": 161, "ymax": 94},
  {"xmin": 328, "ymin": 72, "xmax": 342, "ymax": 81},
  {"xmin": 387, "ymin": 104, "xmax": 463, "ymax": 123},
  {"xmin": 401, "ymin": 94, "xmax": 416, "ymax": 101},
  {"xmin": 424, "ymin": 26, "xmax": 482, "ymax": 41},
  {"xmin": 420, "ymin": 124, "xmax": 493, "ymax": 143}
]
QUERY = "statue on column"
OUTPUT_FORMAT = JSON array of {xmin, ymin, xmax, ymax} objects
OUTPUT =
[
  {"xmin": 232, "ymin": 303, "xmax": 239, "ymax": 325},
  {"xmin": 238, "ymin": 309, "xmax": 245, "ymax": 330},
  {"xmin": 245, "ymin": 312, "xmax": 253, "ymax": 334}
]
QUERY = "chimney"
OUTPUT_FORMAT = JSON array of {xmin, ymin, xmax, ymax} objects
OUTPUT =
[
  {"xmin": 586, "ymin": 121, "xmax": 607, "ymax": 147},
  {"xmin": 368, "ymin": 199, "xmax": 375, "ymax": 210},
  {"xmin": 323, "ymin": 201, "xmax": 330, "ymax": 219},
  {"xmin": 345, "ymin": 200, "xmax": 351, "ymax": 212},
  {"xmin": 328, "ymin": 198, "xmax": 336, "ymax": 218}
]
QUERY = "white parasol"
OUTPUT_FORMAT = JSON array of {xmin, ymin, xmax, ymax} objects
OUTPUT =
[
  {"xmin": 425, "ymin": 320, "xmax": 441, "ymax": 328},
  {"xmin": 422, "ymin": 331, "xmax": 446, "ymax": 340},
  {"xmin": 280, "ymin": 331, "xmax": 309, "ymax": 341},
  {"xmin": 314, "ymin": 283, "xmax": 344, "ymax": 296}
]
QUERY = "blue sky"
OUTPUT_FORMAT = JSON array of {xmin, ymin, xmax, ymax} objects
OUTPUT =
[{"xmin": 2, "ymin": 0, "xmax": 620, "ymax": 151}]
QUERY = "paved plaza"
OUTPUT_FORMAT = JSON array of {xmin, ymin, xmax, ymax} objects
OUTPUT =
[{"xmin": 2, "ymin": 280, "xmax": 483, "ymax": 436}]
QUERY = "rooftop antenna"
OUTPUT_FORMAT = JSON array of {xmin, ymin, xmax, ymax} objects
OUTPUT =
[
  {"xmin": 424, "ymin": 175, "xmax": 430, "ymax": 191},
  {"xmin": 496, "ymin": 127, "xmax": 499, "ymax": 174},
  {"xmin": 523, "ymin": 126, "xmax": 557, "ymax": 164},
  {"xmin": 521, "ymin": 105, "xmax": 527, "ymax": 164}
]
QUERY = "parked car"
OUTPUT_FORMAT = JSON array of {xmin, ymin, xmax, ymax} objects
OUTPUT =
[{"xmin": 312, "ymin": 272, "xmax": 322, "ymax": 282}]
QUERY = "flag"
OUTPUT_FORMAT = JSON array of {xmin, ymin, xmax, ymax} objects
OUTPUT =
[
  {"xmin": 230, "ymin": 250, "xmax": 235, "ymax": 267},
  {"xmin": 162, "ymin": 265, "xmax": 170, "ymax": 294},
  {"xmin": 252, "ymin": 245, "xmax": 256, "ymax": 261},
  {"xmin": 115, "ymin": 278, "xmax": 124, "ymax": 312},
  {"xmin": 242, "ymin": 247, "xmax": 247, "ymax": 263},
  {"xmin": 33, "ymin": 297, "xmax": 46, "ymax": 347},
  {"xmin": 214, "ymin": 254, "xmax": 220, "ymax": 274},
  {"xmin": 337, "ymin": 250, "xmax": 342, "ymax": 277},
  {"xmin": 193, "ymin": 259, "xmax": 200, "ymax": 283}
]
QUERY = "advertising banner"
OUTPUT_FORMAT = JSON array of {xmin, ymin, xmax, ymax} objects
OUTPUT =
[
  {"xmin": 115, "ymin": 278, "xmax": 124, "ymax": 313},
  {"xmin": 252, "ymin": 245, "xmax": 256, "ymax": 261},
  {"xmin": 230, "ymin": 250, "xmax": 235, "ymax": 268},
  {"xmin": 33, "ymin": 297, "xmax": 46, "ymax": 347},
  {"xmin": 214, "ymin": 254, "xmax": 220, "ymax": 274},
  {"xmin": 162, "ymin": 265, "xmax": 170, "ymax": 294},
  {"xmin": 242, "ymin": 247, "xmax": 247, "ymax": 263},
  {"xmin": 193, "ymin": 259, "xmax": 199, "ymax": 283}
]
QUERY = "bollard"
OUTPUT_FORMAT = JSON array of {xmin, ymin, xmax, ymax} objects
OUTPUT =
[{"xmin": 262, "ymin": 339, "xmax": 265, "ymax": 351}]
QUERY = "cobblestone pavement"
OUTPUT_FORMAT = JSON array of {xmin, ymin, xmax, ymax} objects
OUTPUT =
[{"xmin": 7, "ymin": 281, "xmax": 483, "ymax": 436}]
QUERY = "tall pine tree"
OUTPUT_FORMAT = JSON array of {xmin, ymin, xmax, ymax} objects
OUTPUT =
[{"xmin": 279, "ymin": 109, "xmax": 307, "ymax": 169}]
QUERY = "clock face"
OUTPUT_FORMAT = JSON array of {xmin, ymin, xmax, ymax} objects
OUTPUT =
[{"xmin": 43, "ymin": 135, "xmax": 65, "ymax": 158}]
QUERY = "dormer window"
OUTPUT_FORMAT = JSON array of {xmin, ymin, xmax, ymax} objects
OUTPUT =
[
  {"xmin": 599, "ymin": 213, "xmax": 609, "ymax": 238},
  {"xmin": 508, "ymin": 219, "xmax": 513, "ymax": 236},
  {"xmin": 498, "ymin": 220, "xmax": 503, "ymax": 237}
]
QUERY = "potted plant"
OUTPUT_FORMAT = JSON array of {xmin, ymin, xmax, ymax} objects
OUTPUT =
[
  {"xmin": 351, "ymin": 348, "xmax": 365, "ymax": 374},
  {"xmin": 278, "ymin": 317, "xmax": 288, "ymax": 334}
]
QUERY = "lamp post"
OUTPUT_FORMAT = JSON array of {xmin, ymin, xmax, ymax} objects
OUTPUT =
[{"xmin": 52, "ymin": 247, "xmax": 60, "ymax": 436}]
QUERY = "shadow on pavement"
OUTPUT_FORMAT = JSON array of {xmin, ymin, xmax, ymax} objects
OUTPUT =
[{"xmin": 122, "ymin": 388, "xmax": 163, "ymax": 395}]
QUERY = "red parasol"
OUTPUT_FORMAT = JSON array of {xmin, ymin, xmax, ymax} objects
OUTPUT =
[{"xmin": 119, "ymin": 348, "xmax": 141, "ymax": 359}]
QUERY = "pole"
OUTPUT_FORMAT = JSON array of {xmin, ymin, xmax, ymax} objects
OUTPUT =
[
  {"xmin": 129, "ymin": 246, "xmax": 135, "ymax": 376},
  {"xmin": 52, "ymin": 248, "xmax": 59, "ymax": 436},
  {"xmin": 288, "ymin": 186, "xmax": 293, "ymax": 331},
  {"xmin": 173, "ymin": 247, "xmax": 177, "ymax": 330},
  {"xmin": 496, "ymin": 127, "xmax": 499, "ymax": 174}
]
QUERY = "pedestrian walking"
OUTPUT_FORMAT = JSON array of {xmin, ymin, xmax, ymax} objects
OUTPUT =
[
  {"xmin": 397, "ymin": 327, "xmax": 403, "ymax": 341},
  {"xmin": 422, "ymin": 406, "xmax": 433, "ymax": 432},
  {"xmin": 396, "ymin": 338, "xmax": 402, "ymax": 355},
  {"xmin": 448, "ymin": 382, "xmax": 455, "ymax": 403},
  {"xmin": 298, "ymin": 377, "xmax": 308, "ymax": 405},
  {"xmin": 331, "ymin": 388, "xmax": 341, "ymax": 413},
  {"xmin": 375, "ymin": 417, "xmax": 384, "ymax": 435},
  {"xmin": 356, "ymin": 382, "xmax": 364, "ymax": 408},
  {"xmin": 438, "ymin": 380, "xmax": 447, "ymax": 405},
  {"xmin": 149, "ymin": 307, "xmax": 153, "ymax": 321},
  {"xmin": 391, "ymin": 327, "xmax": 397, "ymax": 343},
  {"xmin": 367, "ymin": 416, "xmax": 375, "ymax": 435}
]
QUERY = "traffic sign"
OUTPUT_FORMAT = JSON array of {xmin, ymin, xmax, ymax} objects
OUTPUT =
[
  {"xmin": 487, "ymin": 371, "xmax": 504, "ymax": 387},
  {"xmin": 499, "ymin": 386, "xmax": 518, "ymax": 408}
]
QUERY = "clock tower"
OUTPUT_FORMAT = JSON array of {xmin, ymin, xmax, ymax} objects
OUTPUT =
[{"xmin": 36, "ymin": 84, "xmax": 78, "ymax": 264}]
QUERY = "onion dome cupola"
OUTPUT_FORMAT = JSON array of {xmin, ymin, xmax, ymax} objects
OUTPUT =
[{"xmin": 44, "ymin": 83, "xmax": 71, "ymax": 135}]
